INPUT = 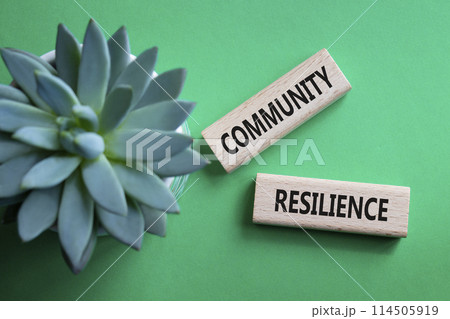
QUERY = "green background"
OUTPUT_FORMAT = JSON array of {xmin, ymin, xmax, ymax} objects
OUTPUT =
[{"xmin": 0, "ymin": 0, "xmax": 449, "ymax": 301}]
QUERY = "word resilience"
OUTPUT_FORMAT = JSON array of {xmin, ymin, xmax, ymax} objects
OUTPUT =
[
  {"xmin": 274, "ymin": 189, "xmax": 389, "ymax": 222},
  {"xmin": 253, "ymin": 173, "xmax": 410, "ymax": 237}
]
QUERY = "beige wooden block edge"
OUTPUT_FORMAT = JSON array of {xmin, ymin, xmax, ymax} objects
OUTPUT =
[
  {"xmin": 253, "ymin": 173, "xmax": 410, "ymax": 237},
  {"xmin": 202, "ymin": 49, "xmax": 351, "ymax": 173}
]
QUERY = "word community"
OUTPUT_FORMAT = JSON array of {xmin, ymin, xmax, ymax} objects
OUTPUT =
[
  {"xmin": 275, "ymin": 189, "xmax": 389, "ymax": 221},
  {"xmin": 202, "ymin": 49, "xmax": 351, "ymax": 172},
  {"xmin": 221, "ymin": 66, "xmax": 332, "ymax": 154}
]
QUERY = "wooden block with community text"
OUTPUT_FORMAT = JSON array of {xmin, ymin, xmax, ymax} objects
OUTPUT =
[
  {"xmin": 253, "ymin": 173, "xmax": 410, "ymax": 237},
  {"xmin": 202, "ymin": 49, "xmax": 351, "ymax": 173}
]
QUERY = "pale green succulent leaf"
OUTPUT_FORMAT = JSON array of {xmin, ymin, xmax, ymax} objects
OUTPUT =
[
  {"xmin": 0, "ymin": 48, "xmax": 52, "ymax": 111},
  {"xmin": 135, "ymin": 68, "xmax": 186, "ymax": 109},
  {"xmin": 140, "ymin": 204, "xmax": 167, "ymax": 237},
  {"xmin": 21, "ymin": 155, "xmax": 81, "ymax": 189},
  {"xmin": 96, "ymin": 199, "xmax": 144, "ymax": 250},
  {"xmin": 100, "ymin": 85, "xmax": 132, "ymax": 133},
  {"xmin": 107, "ymin": 26, "xmax": 131, "ymax": 91},
  {"xmin": 0, "ymin": 132, "xmax": 35, "ymax": 163},
  {"xmin": 111, "ymin": 163, "xmax": 179, "ymax": 212},
  {"xmin": 73, "ymin": 132, "xmax": 104, "ymax": 159},
  {"xmin": 36, "ymin": 71, "xmax": 79, "ymax": 116},
  {"xmin": 18, "ymin": 185, "xmax": 62, "ymax": 242},
  {"xmin": 61, "ymin": 224, "xmax": 97, "ymax": 275},
  {"xmin": 81, "ymin": 154, "xmax": 127, "ymax": 216},
  {"xmin": 56, "ymin": 116, "xmax": 76, "ymax": 130},
  {"xmin": 77, "ymin": 20, "xmax": 110, "ymax": 112},
  {"xmin": 13, "ymin": 126, "xmax": 60, "ymax": 150},
  {"xmin": 56, "ymin": 23, "xmax": 81, "ymax": 91},
  {"xmin": 0, "ymin": 153, "xmax": 45, "ymax": 197},
  {"xmin": 59, "ymin": 131, "xmax": 77, "ymax": 154},
  {"xmin": 0, "ymin": 100, "xmax": 57, "ymax": 133},
  {"xmin": 105, "ymin": 129, "xmax": 193, "ymax": 162},
  {"xmin": 8, "ymin": 48, "xmax": 57, "ymax": 75},
  {"xmin": 58, "ymin": 170, "xmax": 94, "ymax": 266},
  {"xmin": 72, "ymin": 105, "xmax": 99, "ymax": 131},
  {"xmin": 111, "ymin": 47, "xmax": 157, "ymax": 108},
  {"xmin": 121, "ymin": 100, "xmax": 195, "ymax": 131},
  {"xmin": 0, "ymin": 84, "xmax": 30, "ymax": 104},
  {"xmin": 151, "ymin": 148, "xmax": 209, "ymax": 177}
]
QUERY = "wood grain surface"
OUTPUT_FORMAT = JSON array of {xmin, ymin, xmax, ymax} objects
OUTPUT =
[
  {"xmin": 202, "ymin": 49, "xmax": 351, "ymax": 172},
  {"xmin": 253, "ymin": 173, "xmax": 410, "ymax": 237}
]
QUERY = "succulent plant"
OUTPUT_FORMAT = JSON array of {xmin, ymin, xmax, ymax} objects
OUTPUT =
[{"xmin": 0, "ymin": 20, "xmax": 207, "ymax": 273}]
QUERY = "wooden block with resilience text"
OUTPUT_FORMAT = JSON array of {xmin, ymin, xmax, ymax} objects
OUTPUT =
[
  {"xmin": 202, "ymin": 49, "xmax": 351, "ymax": 173},
  {"xmin": 253, "ymin": 173, "xmax": 410, "ymax": 237}
]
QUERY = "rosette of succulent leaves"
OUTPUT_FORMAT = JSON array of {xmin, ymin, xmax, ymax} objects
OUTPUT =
[{"xmin": 0, "ymin": 20, "xmax": 208, "ymax": 273}]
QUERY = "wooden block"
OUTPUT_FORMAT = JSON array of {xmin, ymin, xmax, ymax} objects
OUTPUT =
[
  {"xmin": 253, "ymin": 173, "xmax": 410, "ymax": 237},
  {"xmin": 202, "ymin": 49, "xmax": 351, "ymax": 173}
]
